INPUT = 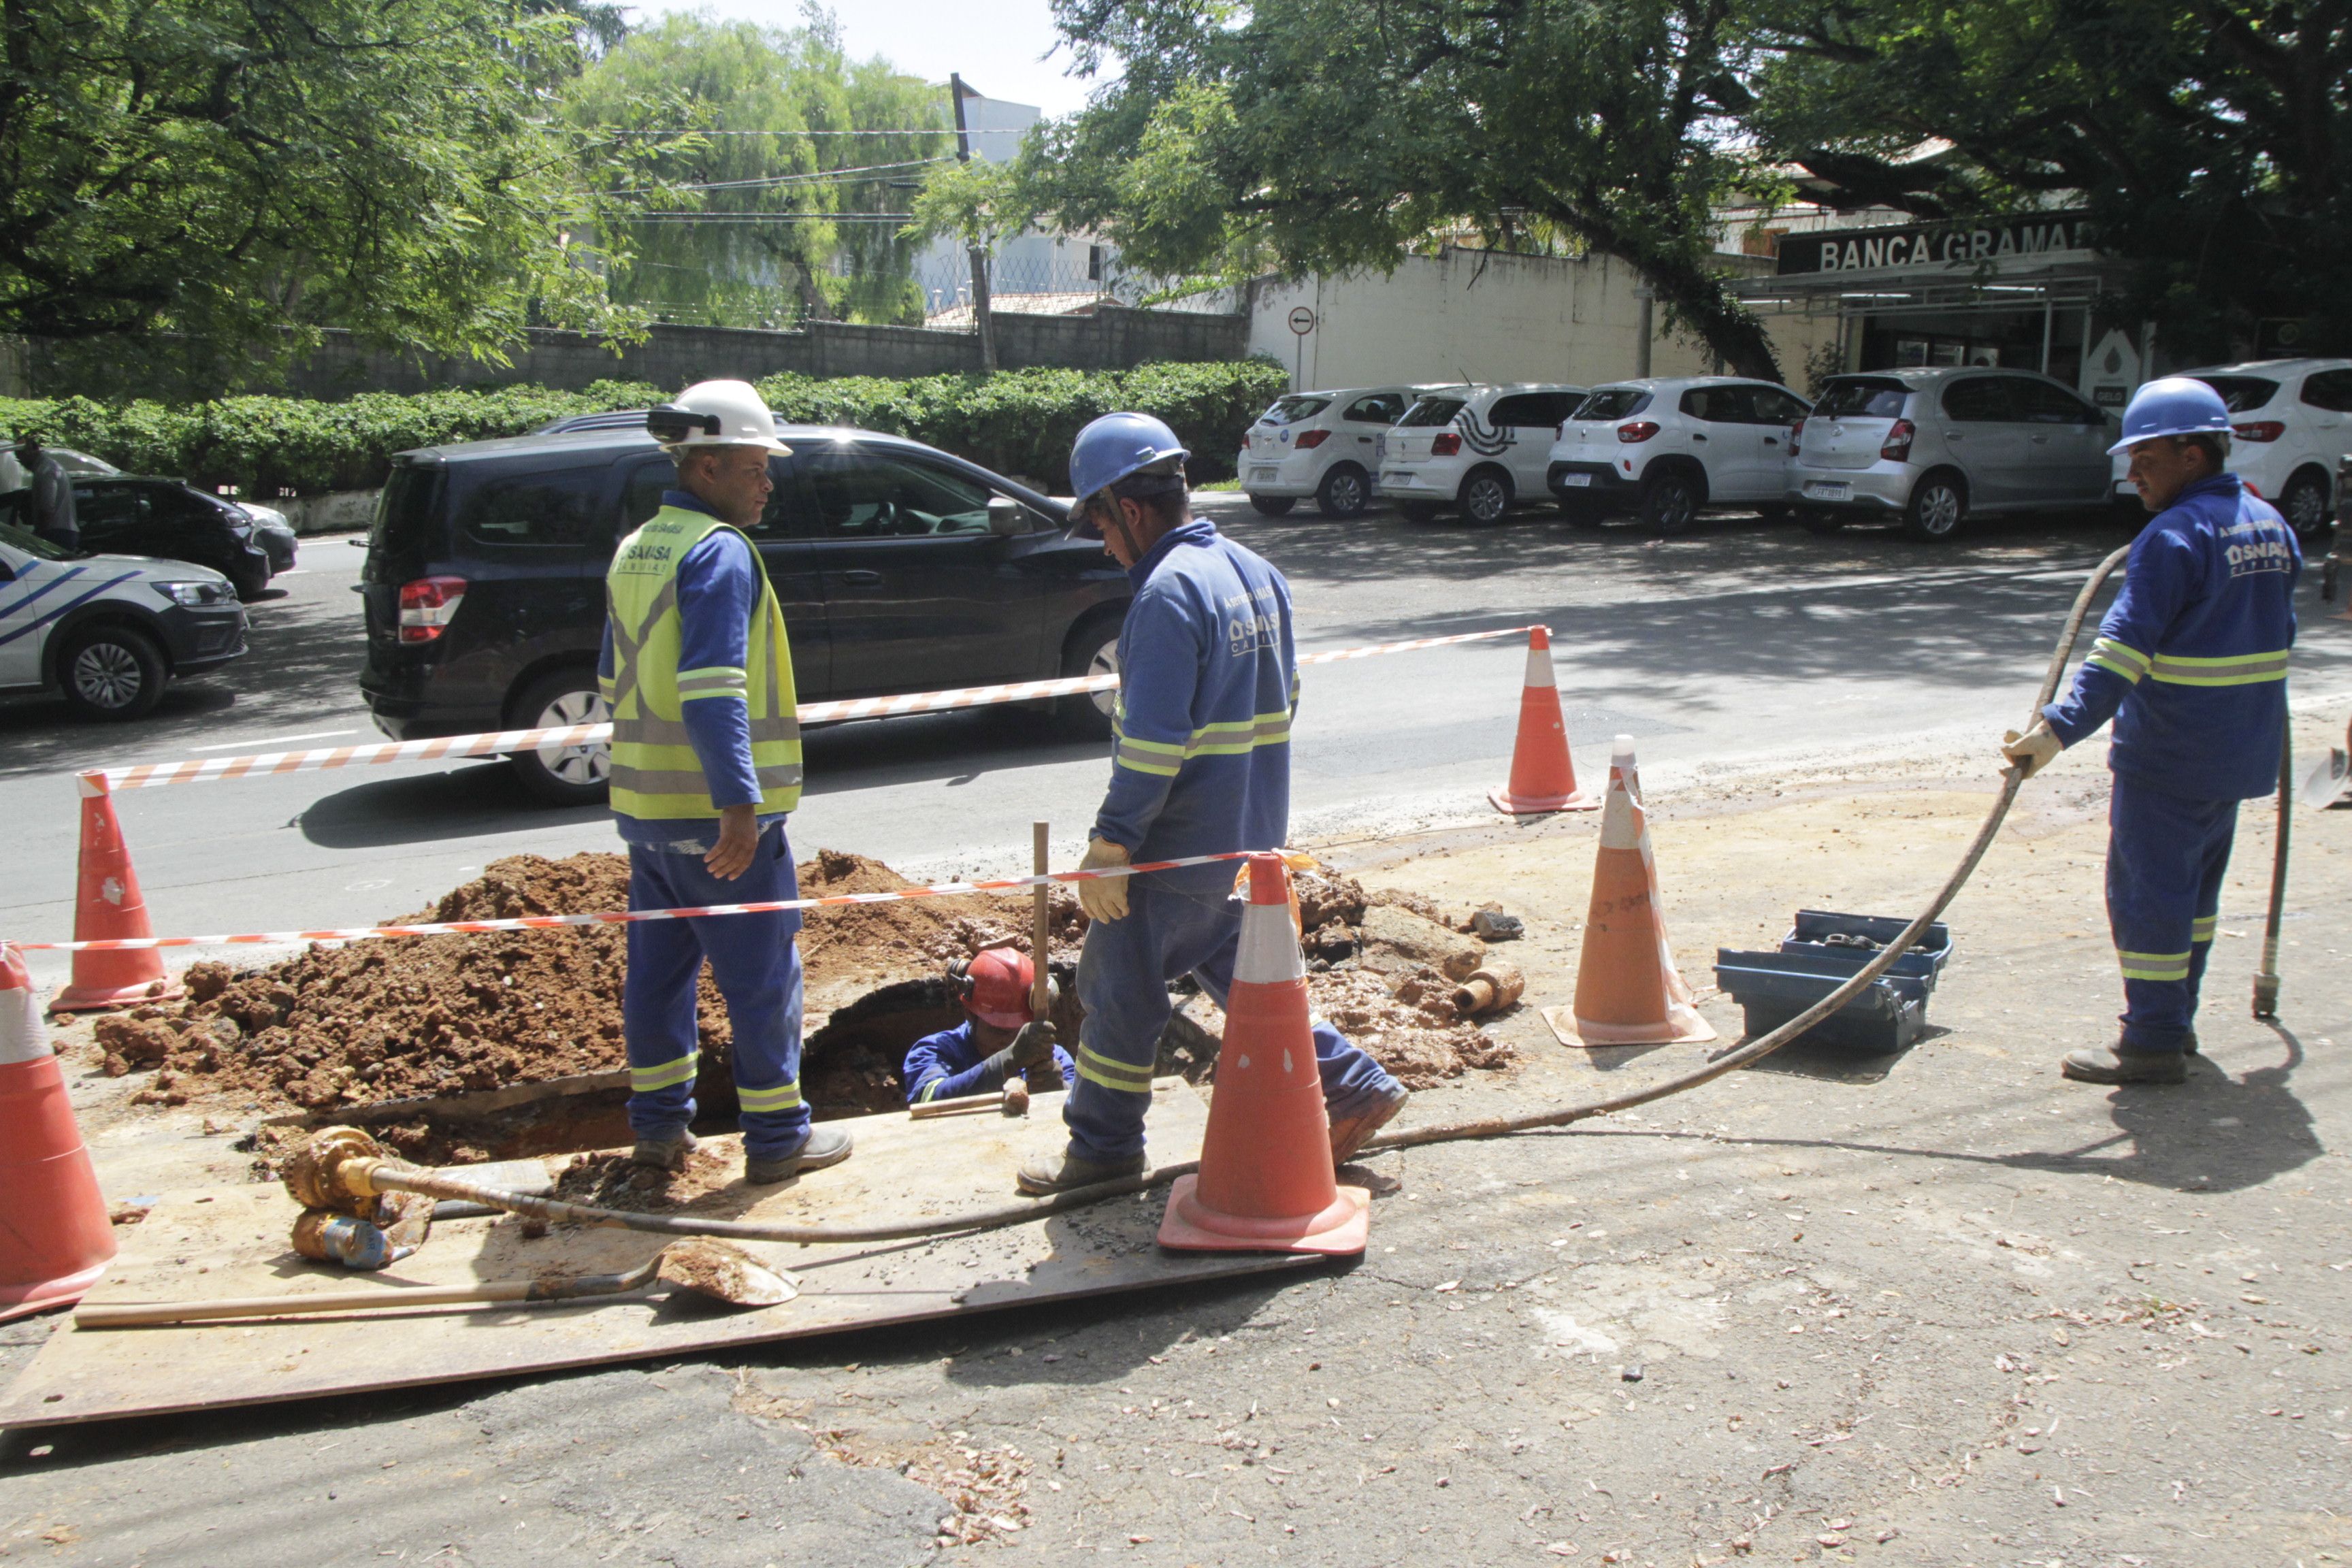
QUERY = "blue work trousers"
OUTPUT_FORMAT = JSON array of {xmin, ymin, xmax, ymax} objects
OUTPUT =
[
  {"xmin": 622, "ymin": 823, "xmax": 810, "ymax": 1159},
  {"xmin": 1066, "ymin": 879, "xmax": 1400, "ymax": 1164},
  {"xmin": 2108, "ymin": 777, "xmax": 2238, "ymax": 1056}
]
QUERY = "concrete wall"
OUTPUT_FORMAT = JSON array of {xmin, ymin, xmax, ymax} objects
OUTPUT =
[
  {"xmin": 1245, "ymin": 248, "xmax": 1838, "ymax": 393},
  {"xmin": 22, "ymin": 306, "xmax": 1253, "ymax": 401}
]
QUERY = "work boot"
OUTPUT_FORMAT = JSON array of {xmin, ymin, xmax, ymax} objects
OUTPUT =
[
  {"xmin": 744, "ymin": 1125, "xmax": 854, "ymax": 1185},
  {"xmin": 1016, "ymin": 1145, "xmax": 1147, "ymax": 1196},
  {"xmin": 2059, "ymin": 1047, "xmax": 2188, "ymax": 1085},
  {"xmin": 631, "ymin": 1129, "xmax": 700, "ymax": 1173},
  {"xmin": 1328, "ymin": 1083, "xmax": 1410, "ymax": 1166}
]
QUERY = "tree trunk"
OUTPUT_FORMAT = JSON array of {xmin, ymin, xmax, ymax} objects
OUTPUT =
[
  {"xmin": 968, "ymin": 244, "xmax": 996, "ymax": 373},
  {"xmin": 1639, "ymin": 249, "xmax": 1782, "ymax": 384}
]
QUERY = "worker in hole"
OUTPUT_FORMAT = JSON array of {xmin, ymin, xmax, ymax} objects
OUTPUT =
[
  {"xmin": 902, "ymin": 946, "xmax": 1075, "ymax": 1106},
  {"xmin": 601, "ymin": 380, "xmax": 850, "ymax": 1183},
  {"xmin": 1015, "ymin": 412, "xmax": 1407, "ymax": 1194},
  {"xmin": 2002, "ymin": 377, "xmax": 2300, "ymax": 1085}
]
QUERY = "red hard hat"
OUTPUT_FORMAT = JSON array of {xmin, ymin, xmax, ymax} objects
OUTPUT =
[{"xmin": 960, "ymin": 947, "xmax": 1035, "ymax": 1029}]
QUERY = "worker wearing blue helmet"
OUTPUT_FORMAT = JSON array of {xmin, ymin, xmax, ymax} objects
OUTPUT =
[
  {"xmin": 1017, "ymin": 412, "xmax": 1407, "ymax": 1193},
  {"xmin": 2002, "ymin": 377, "xmax": 2300, "ymax": 1084}
]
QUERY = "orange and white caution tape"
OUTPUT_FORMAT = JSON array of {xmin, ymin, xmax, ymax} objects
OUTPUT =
[
  {"xmin": 90, "ymin": 625, "xmax": 1538, "ymax": 791},
  {"xmin": 12, "ymin": 850, "xmax": 1267, "ymax": 953}
]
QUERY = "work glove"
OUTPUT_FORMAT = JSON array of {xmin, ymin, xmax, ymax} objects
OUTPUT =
[
  {"xmin": 2001, "ymin": 720, "xmax": 2063, "ymax": 780},
  {"xmin": 1077, "ymin": 837, "xmax": 1131, "ymax": 923},
  {"xmin": 1008, "ymin": 1019, "xmax": 1059, "ymax": 1071}
]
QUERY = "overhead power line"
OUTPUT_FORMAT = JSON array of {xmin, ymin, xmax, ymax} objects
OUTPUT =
[{"xmin": 593, "ymin": 126, "xmax": 1024, "ymax": 137}]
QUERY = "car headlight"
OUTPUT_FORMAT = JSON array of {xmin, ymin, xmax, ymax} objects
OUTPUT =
[{"xmin": 152, "ymin": 580, "xmax": 233, "ymax": 607}]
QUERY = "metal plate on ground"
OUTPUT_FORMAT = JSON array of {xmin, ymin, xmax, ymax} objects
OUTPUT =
[{"xmin": 0, "ymin": 1079, "xmax": 1316, "ymax": 1430}]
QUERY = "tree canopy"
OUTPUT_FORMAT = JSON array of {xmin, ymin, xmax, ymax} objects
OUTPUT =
[
  {"xmin": 0, "ymin": 0, "xmax": 633, "ymax": 367},
  {"xmin": 564, "ymin": 12, "xmax": 950, "ymax": 328},
  {"xmin": 1749, "ymin": 0, "xmax": 2352, "ymax": 359},
  {"xmin": 1025, "ymin": 0, "xmax": 1791, "ymax": 380}
]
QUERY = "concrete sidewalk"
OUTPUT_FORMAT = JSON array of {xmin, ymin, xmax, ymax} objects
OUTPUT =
[{"xmin": 3, "ymin": 718, "xmax": 2347, "ymax": 1567}]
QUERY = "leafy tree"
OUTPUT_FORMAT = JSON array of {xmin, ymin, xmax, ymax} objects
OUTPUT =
[
  {"xmin": 1026, "ymin": 0, "xmax": 1791, "ymax": 380},
  {"xmin": 564, "ymin": 10, "xmax": 949, "ymax": 328},
  {"xmin": 0, "ymin": 0, "xmax": 634, "ymax": 370},
  {"xmin": 1750, "ymin": 0, "xmax": 2352, "ymax": 359},
  {"xmin": 904, "ymin": 154, "xmax": 1031, "ymax": 368}
]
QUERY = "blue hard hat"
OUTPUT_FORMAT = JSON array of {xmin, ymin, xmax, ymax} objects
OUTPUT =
[
  {"xmin": 1070, "ymin": 412, "xmax": 1189, "ymax": 510},
  {"xmin": 2108, "ymin": 376, "xmax": 2233, "ymax": 456}
]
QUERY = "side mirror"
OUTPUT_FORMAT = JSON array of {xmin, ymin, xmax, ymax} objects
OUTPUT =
[{"xmin": 987, "ymin": 495, "xmax": 1028, "ymax": 536}]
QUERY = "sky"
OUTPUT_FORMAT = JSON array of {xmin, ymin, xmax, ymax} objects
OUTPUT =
[{"xmin": 623, "ymin": 0, "xmax": 1109, "ymax": 118}]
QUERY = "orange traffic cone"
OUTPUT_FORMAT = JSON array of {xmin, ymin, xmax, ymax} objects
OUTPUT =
[
  {"xmin": 49, "ymin": 772, "xmax": 179, "ymax": 1013},
  {"xmin": 1489, "ymin": 626, "xmax": 1597, "ymax": 815},
  {"xmin": 1543, "ymin": 736, "xmax": 1716, "ymax": 1048},
  {"xmin": 1, "ymin": 942, "xmax": 118, "ymax": 1320},
  {"xmin": 1159, "ymin": 854, "xmax": 1369, "ymax": 1256}
]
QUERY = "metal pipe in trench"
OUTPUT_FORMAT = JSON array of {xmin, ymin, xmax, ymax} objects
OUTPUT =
[{"xmin": 361, "ymin": 544, "xmax": 2150, "ymax": 1245}]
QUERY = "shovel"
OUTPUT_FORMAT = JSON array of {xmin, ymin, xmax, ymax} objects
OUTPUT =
[{"xmin": 73, "ymin": 1239, "xmax": 795, "ymax": 1330}]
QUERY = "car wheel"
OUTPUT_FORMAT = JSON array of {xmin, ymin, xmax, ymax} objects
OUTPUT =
[
  {"xmin": 1248, "ymin": 494, "xmax": 1296, "ymax": 517},
  {"xmin": 1458, "ymin": 468, "xmax": 1513, "ymax": 525},
  {"xmin": 1059, "ymin": 614, "xmax": 1123, "ymax": 741},
  {"xmin": 1639, "ymin": 469, "xmax": 1701, "ymax": 536},
  {"xmin": 507, "ymin": 669, "xmax": 610, "ymax": 806},
  {"xmin": 1316, "ymin": 463, "xmax": 1371, "ymax": 519},
  {"xmin": 1799, "ymin": 509, "xmax": 1844, "ymax": 535},
  {"xmin": 59, "ymin": 623, "xmax": 167, "ymax": 721},
  {"xmin": 1399, "ymin": 502, "xmax": 1442, "ymax": 523},
  {"xmin": 1902, "ymin": 470, "xmax": 1967, "ymax": 542},
  {"xmin": 228, "ymin": 560, "xmax": 270, "ymax": 602},
  {"xmin": 2276, "ymin": 468, "xmax": 2331, "ymax": 538}
]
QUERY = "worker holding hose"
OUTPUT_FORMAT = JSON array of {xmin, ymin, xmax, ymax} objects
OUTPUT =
[
  {"xmin": 600, "ymin": 380, "xmax": 851, "ymax": 1183},
  {"xmin": 1017, "ymin": 413, "xmax": 1408, "ymax": 1195},
  {"xmin": 2002, "ymin": 378, "xmax": 2300, "ymax": 1085}
]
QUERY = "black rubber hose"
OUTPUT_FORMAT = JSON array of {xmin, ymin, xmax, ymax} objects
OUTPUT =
[{"xmin": 379, "ymin": 544, "xmax": 2133, "ymax": 1244}]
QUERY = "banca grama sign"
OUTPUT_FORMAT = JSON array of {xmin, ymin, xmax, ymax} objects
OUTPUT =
[{"xmin": 1776, "ymin": 211, "xmax": 2096, "ymax": 276}]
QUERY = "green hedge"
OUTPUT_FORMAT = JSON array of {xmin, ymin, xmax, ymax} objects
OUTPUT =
[{"xmin": 0, "ymin": 360, "xmax": 1287, "ymax": 498}]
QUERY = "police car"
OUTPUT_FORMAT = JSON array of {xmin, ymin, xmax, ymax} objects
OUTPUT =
[{"xmin": 0, "ymin": 519, "xmax": 248, "ymax": 719}]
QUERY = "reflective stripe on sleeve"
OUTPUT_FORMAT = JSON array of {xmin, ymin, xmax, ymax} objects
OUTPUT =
[
  {"xmin": 1075, "ymin": 1045, "xmax": 1156, "ymax": 1095},
  {"xmin": 676, "ymin": 664, "xmax": 750, "ymax": 702},
  {"xmin": 2084, "ymin": 638, "xmax": 2151, "ymax": 684},
  {"xmin": 2145, "ymin": 649, "xmax": 2291, "ymax": 686},
  {"xmin": 631, "ymin": 1051, "xmax": 700, "ymax": 1094}
]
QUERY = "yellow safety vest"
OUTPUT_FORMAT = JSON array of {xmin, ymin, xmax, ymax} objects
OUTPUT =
[{"xmin": 602, "ymin": 506, "xmax": 802, "ymax": 820}]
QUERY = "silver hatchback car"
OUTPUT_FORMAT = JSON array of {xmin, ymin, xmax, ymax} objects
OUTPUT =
[{"xmin": 1789, "ymin": 368, "xmax": 2118, "ymax": 541}]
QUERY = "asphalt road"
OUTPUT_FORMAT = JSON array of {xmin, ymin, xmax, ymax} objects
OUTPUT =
[{"xmin": 4, "ymin": 497, "xmax": 2347, "ymax": 984}]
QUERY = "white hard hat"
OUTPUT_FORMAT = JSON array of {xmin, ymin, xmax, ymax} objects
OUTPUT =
[{"xmin": 648, "ymin": 379, "xmax": 792, "ymax": 455}]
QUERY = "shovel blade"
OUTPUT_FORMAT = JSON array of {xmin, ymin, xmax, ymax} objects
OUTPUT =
[
  {"xmin": 2300, "ymin": 749, "xmax": 2351, "ymax": 811},
  {"xmin": 656, "ymin": 1239, "xmax": 798, "ymax": 1309}
]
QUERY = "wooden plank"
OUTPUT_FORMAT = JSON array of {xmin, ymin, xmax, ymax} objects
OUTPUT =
[{"xmin": 0, "ymin": 1080, "xmax": 1317, "ymax": 1430}]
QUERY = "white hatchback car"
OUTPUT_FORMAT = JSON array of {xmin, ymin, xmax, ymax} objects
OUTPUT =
[
  {"xmin": 0, "ymin": 517, "xmax": 248, "ymax": 719},
  {"xmin": 1377, "ymin": 384, "xmax": 1590, "ymax": 524},
  {"xmin": 1545, "ymin": 376, "xmax": 1812, "ymax": 534},
  {"xmin": 1240, "ymin": 387, "xmax": 1424, "ymax": 518},
  {"xmin": 2106, "ymin": 359, "xmax": 2351, "ymax": 537}
]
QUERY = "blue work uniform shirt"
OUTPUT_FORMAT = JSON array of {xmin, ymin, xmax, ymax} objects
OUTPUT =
[
  {"xmin": 902, "ymin": 1019, "xmax": 1077, "ymax": 1105},
  {"xmin": 598, "ymin": 491, "xmax": 789, "ymax": 849},
  {"xmin": 1094, "ymin": 518, "xmax": 1298, "ymax": 894},
  {"xmin": 2044, "ymin": 472, "xmax": 2300, "ymax": 800}
]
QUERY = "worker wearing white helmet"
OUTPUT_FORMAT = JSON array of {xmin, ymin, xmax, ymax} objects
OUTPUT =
[
  {"xmin": 2002, "ymin": 377, "xmax": 2300, "ymax": 1085},
  {"xmin": 600, "ymin": 380, "xmax": 851, "ymax": 1183}
]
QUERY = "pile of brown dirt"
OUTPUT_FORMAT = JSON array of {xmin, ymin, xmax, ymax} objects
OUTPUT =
[
  {"xmin": 100, "ymin": 851, "xmax": 1081, "ymax": 1120},
  {"xmin": 550, "ymin": 1145, "xmax": 745, "ymax": 1213},
  {"xmin": 1306, "ymin": 967, "xmax": 1515, "ymax": 1088}
]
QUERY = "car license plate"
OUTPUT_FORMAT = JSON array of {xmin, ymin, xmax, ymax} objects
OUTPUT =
[
  {"xmin": 1804, "ymin": 481, "xmax": 1851, "ymax": 501},
  {"xmin": 1382, "ymin": 471, "xmax": 1416, "ymax": 487},
  {"xmin": 1558, "ymin": 472, "xmax": 1592, "ymax": 488},
  {"xmin": 1252, "ymin": 468, "xmax": 1279, "ymax": 484}
]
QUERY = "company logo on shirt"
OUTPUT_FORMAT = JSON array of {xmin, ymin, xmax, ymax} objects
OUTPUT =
[
  {"xmin": 1225, "ymin": 586, "xmax": 1283, "ymax": 655},
  {"xmin": 2224, "ymin": 536, "xmax": 2295, "ymax": 577}
]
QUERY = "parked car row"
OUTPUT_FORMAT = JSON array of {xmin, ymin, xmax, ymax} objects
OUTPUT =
[
  {"xmin": 1243, "ymin": 357, "xmax": 2352, "ymax": 542},
  {"xmin": 0, "ymin": 472, "xmax": 295, "ymax": 599}
]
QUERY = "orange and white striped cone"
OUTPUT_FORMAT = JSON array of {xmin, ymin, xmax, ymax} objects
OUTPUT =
[
  {"xmin": 50, "ymin": 772, "xmax": 179, "ymax": 1013},
  {"xmin": 1, "ymin": 943, "xmax": 118, "ymax": 1320},
  {"xmin": 1158, "ymin": 854, "xmax": 1369, "ymax": 1256},
  {"xmin": 1542, "ymin": 736, "xmax": 1715, "ymax": 1048},
  {"xmin": 1489, "ymin": 627, "xmax": 1597, "ymax": 815}
]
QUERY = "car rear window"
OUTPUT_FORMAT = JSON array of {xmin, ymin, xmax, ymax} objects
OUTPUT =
[
  {"xmin": 1814, "ymin": 378, "xmax": 1910, "ymax": 418},
  {"xmin": 2192, "ymin": 375, "xmax": 2279, "ymax": 412},
  {"xmin": 1399, "ymin": 397, "xmax": 1467, "ymax": 427},
  {"xmin": 365, "ymin": 463, "xmax": 443, "ymax": 581},
  {"xmin": 1262, "ymin": 396, "xmax": 1332, "ymax": 425},
  {"xmin": 456, "ymin": 465, "xmax": 610, "ymax": 549},
  {"xmin": 1571, "ymin": 389, "xmax": 1652, "ymax": 421}
]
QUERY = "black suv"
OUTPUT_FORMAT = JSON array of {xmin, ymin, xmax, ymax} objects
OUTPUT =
[{"xmin": 359, "ymin": 423, "xmax": 1130, "ymax": 804}]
